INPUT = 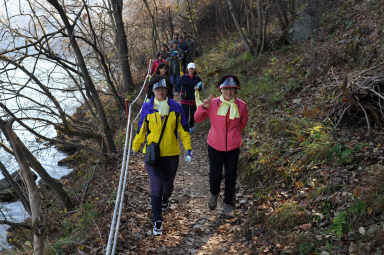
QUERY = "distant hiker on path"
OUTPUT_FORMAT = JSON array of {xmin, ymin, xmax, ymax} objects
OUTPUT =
[
  {"xmin": 170, "ymin": 32, "xmax": 180, "ymax": 48},
  {"xmin": 185, "ymin": 33, "xmax": 196, "ymax": 63},
  {"xmin": 194, "ymin": 75, "xmax": 248, "ymax": 218},
  {"xmin": 147, "ymin": 65, "xmax": 173, "ymax": 100},
  {"xmin": 179, "ymin": 36, "xmax": 189, "ymax": 71},
  {"xmin": 169, "ymin": 51, "xmax": 183, "ymax": 96},
  {"xmin": 180, "ymin": 62, "xmax": 202, "ymax": 133},
  {"xmin": 160, "ymin": 43, "xmax": 171, "ymax": 60},
  {"xmin": 132, "ymin": 78, "xmax": 192, "ymax": 236},
  {"xmin": 150, "ymin": 52, "xmax": 167, "ymax": 75}
]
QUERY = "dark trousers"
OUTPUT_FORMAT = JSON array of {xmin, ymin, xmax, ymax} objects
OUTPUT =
[
  {"xmin": 208, "ymin": 145, "xmax": 240, "ymax": 206},
  {"xmin": 181, "ymin": 104, "xmax": 196, "ymax": 128},
  {"xmin": 145, "ymin": 155, "xmax": 179, "ymax": 221}
]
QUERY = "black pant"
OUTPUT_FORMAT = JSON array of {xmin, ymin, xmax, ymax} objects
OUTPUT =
[
  {"xmin": 181, "ymin": 104, "xmax": 196, "ymax": 128},
  {"xmin": 208, "ymin": 145, "xmax": 240, "ymax": 206}
]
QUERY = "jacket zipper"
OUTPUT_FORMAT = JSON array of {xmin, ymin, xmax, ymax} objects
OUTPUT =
[{"xmin": 225, "ymin": 117, "xmax": 228, "ymax": 152}]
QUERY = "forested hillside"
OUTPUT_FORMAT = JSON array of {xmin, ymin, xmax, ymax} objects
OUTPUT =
[{"xmin": 0, "ymin": 0, "xmax": 383, "ymax": 254}]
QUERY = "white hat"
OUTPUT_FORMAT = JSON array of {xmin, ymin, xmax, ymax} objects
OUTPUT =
[{"xmin": 187, "ymin": 62, "xmax": 196, "ymax": 69}]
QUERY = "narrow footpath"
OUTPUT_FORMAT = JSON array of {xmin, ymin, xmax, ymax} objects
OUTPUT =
[{"xmin": 114, "ymin": 124, "xmax": 255, "ymax": 255}]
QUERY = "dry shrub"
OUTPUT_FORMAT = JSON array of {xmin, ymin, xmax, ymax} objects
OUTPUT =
[
  {"xmin": 302, "ymin": 44, "xmax": 349, "ymax": 80},
  {"xmin": 266, "ymin": 202, "xmax": 308, "ymax": 230},
  {"xmin": 357, "ymin": 164, "xmax": 384, "ymax": 216}
]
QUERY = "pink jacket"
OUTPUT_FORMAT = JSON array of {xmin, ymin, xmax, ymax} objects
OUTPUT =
[
  {"xmin": 150, "ymin": 59, "xmax": 167, "ymax": 75},
  {"xmin": 194, "ymin": 97, "xmax": 248, "ymax": 152}
]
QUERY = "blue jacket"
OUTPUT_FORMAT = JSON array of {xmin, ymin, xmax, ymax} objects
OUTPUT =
[
  {"xmin": 169, "ymin": 57, "xmax": 182, "ymax": 76},
  {"xmin": 132, "ymin": 97, "xmax": 191, "ymax": 156}
]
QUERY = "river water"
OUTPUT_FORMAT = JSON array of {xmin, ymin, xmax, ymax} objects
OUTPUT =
[{"xmin": 0, "ymin": 59, "xmax": 80, "ymax": 248}]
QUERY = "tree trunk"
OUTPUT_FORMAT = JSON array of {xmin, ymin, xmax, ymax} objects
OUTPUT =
[
  {"xmin": 185, "ymin": 0, "xmax": 203, "ymax": 56},
  {"xmin": 47, "ymin": 0, "xmax": 117, "ymax": 153},
  {"xmin": 142, "ymin": 0, "xmax": 159, "ymax": 57},
  {"xmin": 259, "ymin": 2, "xmax": 270, "ymax": 55},
  {"xmin": 4, "ymin": 121, "xmax": 45, "ymax": 255},
  {"xmin": 275, "ymin": 0, "xmax": 289, "ymax": 31},
  {"xmin": 226, "ymin": 0, "xmax": 255, "ymax": 55},
  {"xmin": 0, "ymin": 161, "xmax": 31, "ymax": 214},
  {"xmin": 0, "ymin": 119, "xmax": 74, "ymax": 210},
  {"xmin": 110, "ymin": 0, "xmax": 135, "ymax": 94},
  {"xmin": 168, "ymin": 6, "xmax": 174, "ymax": 40},
  {"xmin": 256, "ymin": 0, "xmax": 263, "ymax": 52},
  {"xmin": 216, "ymin": 0, "xmax": 229, "ymax": 34}
]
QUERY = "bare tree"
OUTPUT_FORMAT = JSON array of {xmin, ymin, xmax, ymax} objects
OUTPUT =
[
  {"xmin": 109, "ymin": 0, "xmax": 135, "ymax": 93},
  {"xmin": 1, "ymin": 120, "xmax": 45, "ymax": 255},
  {"xmin": 226, "ymin": 0, "xmax": 255, "ymax": 55},
  {"xmin": 142, "ymin": 0, "xmax": 160, "ymax": 57},
  {"xmin": 47, "ymin": 0, "xmax": 117, "ymax": 153}
]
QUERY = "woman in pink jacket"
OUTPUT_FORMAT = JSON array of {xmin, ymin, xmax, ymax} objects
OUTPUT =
[{"xmin": 194, "ymin": 75, "xmax": 248, "ymax": 218}]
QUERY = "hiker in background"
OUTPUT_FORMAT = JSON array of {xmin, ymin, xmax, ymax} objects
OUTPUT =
[
  {"xmin": 132, "ymin": 78, "xmax": 192, "ymax": 236},
  {"xmin": 170, "ymin": 41, "xmax": 184, "ymax": 62},
  {"xmin": 180, "ymin": 62, "xmax": 202, "ymax": 133},
  {"xmin": 169, "ymin": 51, "xmax": 183, "ymax": 96},
  {"xmin": 179, "ymin": 36, "xmax": 189, "ymax": 71},
  {"xmin": 150, "ymin": 52, "xmax": 167, "ymax": 75},
  {"xmin": 182, "ymin": 31, "xmax": 187, "ymax": 40},
  {"xmin": 160, "ymin": 43, "xmax": 170, "ymax": 60},
  {"xmin": 170, "ymin": 33, "xmax": 180, "ymax": 48},
  {"xmin": 194, "ymin": 75, "xmax": 248, "ymax": 218},
  {"xmin": 147, "ymin": 63, "xmax": 173, "ymax": 100},
  {"xmin": 185, "ymin": 33, "xmax": 196, "ymax": 63}
]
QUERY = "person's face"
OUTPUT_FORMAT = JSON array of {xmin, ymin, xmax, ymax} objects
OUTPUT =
[
  {"xmin": 158, "ymin": 54, "xmax": 163, "ymax": 60},
  {"xmin": 173, "ymin": 43, "xmax": 178, "ymax": 49},
  {"xmin": 159, "ymin": 67, "xmax": 167, "ymax": 75},
  {"xmin": 161, "ymin": 46, "xmax": 166, "ymax": 51},
  {"xmin": 153, "ymin": 87, "xmax": 168, "ymax": 101},
  {"xmin": 220, "ymin": 87, "xmax": 237, "ymax": 101},
  {"xmin": 188, "ymin": 68, "xmax": 195, "ymax": 75}
]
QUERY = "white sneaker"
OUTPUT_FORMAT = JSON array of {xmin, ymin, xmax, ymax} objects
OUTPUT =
[{"xmin": 153, "ymin": 220, "xmax": 163, "ymax": 236}]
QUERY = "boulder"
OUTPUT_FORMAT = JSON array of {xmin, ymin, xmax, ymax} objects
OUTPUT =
[
  {"xmin": 285, "ymin": 4, "xmax": 317, "ymax": 44},
  {"xmin": 0, "ymin": 170, "xmax": 38, "ymax": 202}
]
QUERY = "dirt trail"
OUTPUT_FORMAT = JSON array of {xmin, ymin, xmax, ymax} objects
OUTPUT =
[{"xmin": 115, "ymin": 126, "xmax": 253, "ymax": 255}]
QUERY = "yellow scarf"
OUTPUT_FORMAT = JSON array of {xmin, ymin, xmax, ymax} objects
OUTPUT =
[
  {"xmin": 154, "ymin": 98, "xmax": 170, "ymax": 116},
  {"xmin": 217, "ymin": 95, "xmax": 240, "ymax": 120},
  {"xmin": 195, "ymin": 90, "xmax": 203, "ymax": 107}
]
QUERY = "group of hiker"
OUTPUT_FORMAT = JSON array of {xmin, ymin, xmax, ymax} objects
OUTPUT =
[
  {"xmin": 149, "ymin": 32, "xmax": 198, "ymax": 97},
  {"xmin": 131, "ymin": 33, "xmax": 249, "ymax": 236}
]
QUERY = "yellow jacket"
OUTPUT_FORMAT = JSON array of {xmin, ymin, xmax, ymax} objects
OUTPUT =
[{"xmin": 132, "ymin": 97, "xmax": 191, "ymax": 156}]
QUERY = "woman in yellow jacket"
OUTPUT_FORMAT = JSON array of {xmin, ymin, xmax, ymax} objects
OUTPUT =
[{"xmin": 132, "ymin": 78, "xmax": 192, "ymax": 236}]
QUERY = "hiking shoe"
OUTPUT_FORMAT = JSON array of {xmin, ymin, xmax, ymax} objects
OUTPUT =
[
  {"xmin": 208, "ymin": 194, "xmax": 218, "ymax": 210},
  {"xmin": 153, "ymin": 220, "xmax": 163, "ymax": 236},
  {"xmin": 162, "ymin": 201, "xmax": 169, "ymax": 212},
  {"xmin": 223, "ymin": 203, "xmax": 234, "ymax": 219}
]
